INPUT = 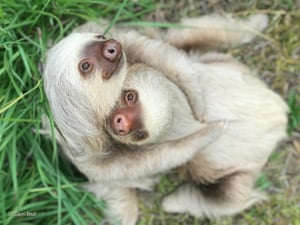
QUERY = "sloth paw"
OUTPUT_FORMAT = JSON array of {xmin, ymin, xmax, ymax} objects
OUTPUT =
[{"xmin": 161, "ymin": 193, "xmax": 187, "ymax": 213}]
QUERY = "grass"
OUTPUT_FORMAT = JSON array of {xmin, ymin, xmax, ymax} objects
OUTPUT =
[{"xmin": 0, "ymin": 0, "xmax": 299, "ymax": 225}]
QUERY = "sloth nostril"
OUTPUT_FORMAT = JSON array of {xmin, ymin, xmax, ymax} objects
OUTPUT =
[
  {"xmin": 112, "ymin": 113, "xmax": 131, "ymax": 136},
  {"xmin": 102, "ymin": 40, "xmax": 121, "ymax": 62},
  {"xmin": 107, "ymin": 48, "xmax": 116, "ymax": 54},
  {"xmin": 104, "ymin": 47, "xmax": 117, "ymax": 60}
]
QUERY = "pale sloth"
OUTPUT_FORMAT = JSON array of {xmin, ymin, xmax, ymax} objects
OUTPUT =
[
  {"xmin": 42, "ymin": 13, "xmax": 287, "ymax": 225},
  {"xmin": 108, "ymin": 58, "xmax": 287, "ymax": 219}
]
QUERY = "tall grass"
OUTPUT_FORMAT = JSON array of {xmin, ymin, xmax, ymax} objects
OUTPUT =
[{"xmin": 0, "ymin": 1, "xmax": 155, "ymax": 224}]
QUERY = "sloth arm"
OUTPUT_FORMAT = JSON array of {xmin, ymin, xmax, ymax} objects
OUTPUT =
[{"xmin": 79, "ymin": 121, "xmax": 225, "ymax": 181}]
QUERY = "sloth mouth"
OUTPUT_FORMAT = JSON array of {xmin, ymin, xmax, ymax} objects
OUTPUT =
[{"xmin": 102, "ymin": 52, "xmax": 124, "ymax": 80}]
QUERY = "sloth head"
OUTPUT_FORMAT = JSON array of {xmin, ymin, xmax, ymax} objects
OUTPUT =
[
  {"xmin": 43, "ymin": 32, "xmax": 127, "ymax": 144},
  {"xmin": 106, "ymin": 64, "xmax": 174, "ymax": 146}
]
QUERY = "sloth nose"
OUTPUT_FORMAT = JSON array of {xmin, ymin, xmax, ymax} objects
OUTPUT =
[
  {"xmin": 102, "ymin": 39, "xmax": 122, "ymax": 62},
  {"xmin": 113, "ymin": 113, "xmax": 130, "ymax": 135}
]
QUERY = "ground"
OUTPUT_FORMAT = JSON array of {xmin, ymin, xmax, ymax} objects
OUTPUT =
[{"xmin": 0, "ymin": 1, "xmax": 299, "ymax": 225}]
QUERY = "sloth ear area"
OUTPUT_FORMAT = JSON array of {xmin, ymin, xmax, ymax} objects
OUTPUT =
[{"xmin": 95, "ymin": 34, "xmax": 106, "ymax": 40}]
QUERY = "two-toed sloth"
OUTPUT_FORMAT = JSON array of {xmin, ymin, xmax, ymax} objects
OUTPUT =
[
  {"xmin": 108, "ymin": 59, "xmax": 288, "ymax": 219},
  {"xmin": 42, "ymin": 13, "xmax": 288, "ymax": 225}
]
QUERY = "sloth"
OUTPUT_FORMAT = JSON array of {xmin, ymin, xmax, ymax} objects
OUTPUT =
[
  {"xmin": 41, "ymin": 13, "xmax": 286, "ymax": 225},
  {"xmin": 107, "ymin": 58, "xmax": 288, "ymax": 219},
  {"xmin": 43, "ymin": 19, "xmax": 227, "ymax": 225}
]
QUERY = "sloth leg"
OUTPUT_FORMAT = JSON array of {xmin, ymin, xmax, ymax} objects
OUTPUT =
[{"xmin": 162, "ymin": 173, "xmax": 266, "ymax": 218}]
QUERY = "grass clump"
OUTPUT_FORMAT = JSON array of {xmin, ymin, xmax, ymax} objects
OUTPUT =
[{"xmin": 0, "ymin": 1, "xmax": 155, "ymax": 224}]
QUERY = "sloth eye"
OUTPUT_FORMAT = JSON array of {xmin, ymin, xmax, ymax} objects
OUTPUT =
[
  {"xmin": 79, "ymin": 59, "xmax": 93, "ymax": 75},
  {"xmin": 126, "ymin": 92, "xmax": 135, "ymax": 101},
  {"xmin": 133, "ymin": 131, "xmax": 148, "ymax": 141},
  {"xmin": 81, "ymin": 62, "xmax": 90, "ymax": 71},
  {"xmin": 124, "ymin": 90, "xmax": 138, "ymax": 105}
]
